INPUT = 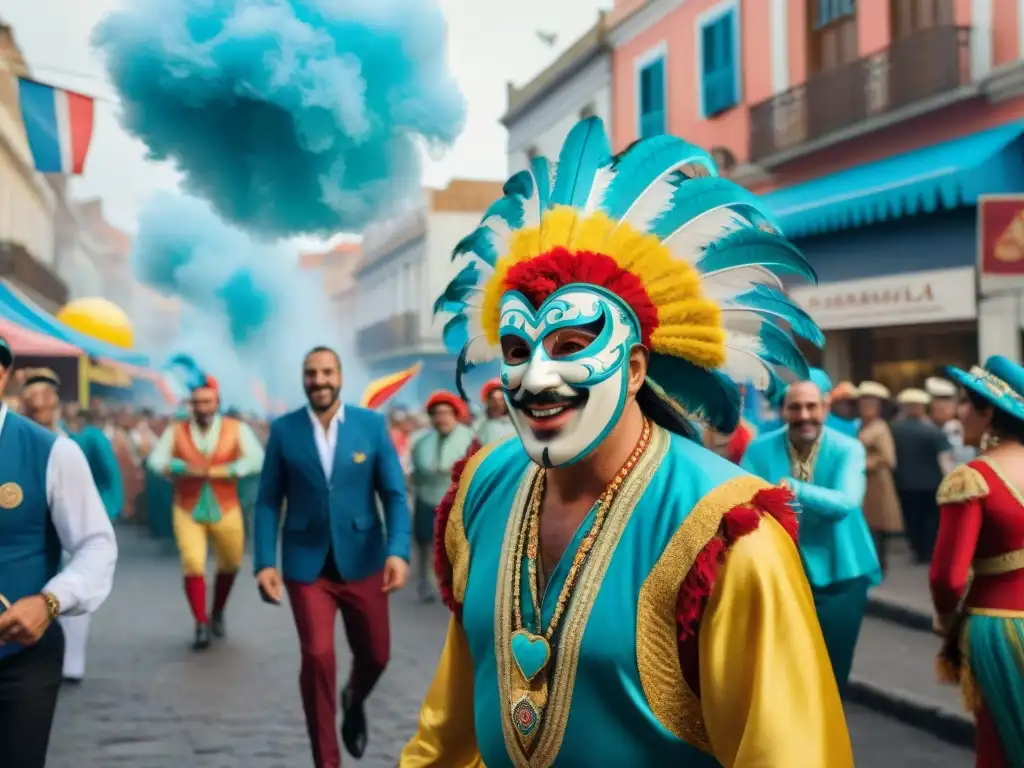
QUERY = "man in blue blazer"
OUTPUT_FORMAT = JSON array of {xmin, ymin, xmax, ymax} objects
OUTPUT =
[
  {"xmin": 741, "ymin": 378, "xmax": 881, "ymax": 694},
  {"xmin": 254, "ymin": 346, "xmax": 411, "ymax": 768}
]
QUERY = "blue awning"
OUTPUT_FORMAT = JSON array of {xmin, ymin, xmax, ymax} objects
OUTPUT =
[
  {"xmin": 0, "ymin": 282, "xmax": 149, "ymax": 367},
  {"xmin": 763, "ymin": 121, "xmax": 1024, "ymax": 239}
]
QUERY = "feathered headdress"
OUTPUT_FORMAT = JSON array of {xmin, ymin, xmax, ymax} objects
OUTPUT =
[
  {"xmin": 163, "ymin": 353, "xmax": 215, "ymax": 393},
  {"xmin": 434, "ymin": 118, "xmax": 823, "ymax": 433}
]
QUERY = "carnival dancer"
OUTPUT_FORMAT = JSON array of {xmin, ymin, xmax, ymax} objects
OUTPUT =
[
  {"xmin": 0, "ymin": 341, "xmax": 118, "ymax": 767},
  {"xmin": 400, "ymin": 117, "xmax": 851, "ymax": 766},
  {"xmin": 474, "ymin": 378, "xmax": 517, "ymax": 446},
  {"xmin": 21, "ymin": 371, "xmax": 123, "ymax": 684},
  {"xmin": 932, "ymin": 355, "xmax": 1024, "ymax": 767},
  {"xmin": 254, "ymin": 346, "xmax": 410, "ymax": 768},
  {"xmin": 411, "ymin": 391, "xmax": 475, "ymax": 603},
  {"xmin": 742, "ymin": 378, "xmax": 880, "ymax": 693},
  {"xmin": 148, "ymin": 373, "xmax": 264, "ymax": 650}
]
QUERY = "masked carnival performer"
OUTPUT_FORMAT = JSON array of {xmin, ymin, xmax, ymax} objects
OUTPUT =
[
  {"xmin": 932, "ymin": 356, "xmax": 1024, "ymax": 767},
  {"xmin": 474, "ymin": 378, "xmax": 517, "ymax": 447},
  {"xmin": 20, "ymin": 370, "xmax": 124, "ymax": 685},
  {"xmin": 148, "ymin": 373, "xmax": 265, "ymax": 649},
  {"xmin": 742, "ymin": 378, "xmax": 880, "ymax": 693},
  {"xmin": 0, "ymin": 343, "xmax": 118, "ymax": 767},
  {"xmin": 400, "ymin": 118, "xmax": 851, "ymax": 767}
]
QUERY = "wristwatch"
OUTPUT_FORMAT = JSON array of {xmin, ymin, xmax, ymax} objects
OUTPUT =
[{"xmin": 41, "ymin": 592, "xmax": 60, "ymax": 621}]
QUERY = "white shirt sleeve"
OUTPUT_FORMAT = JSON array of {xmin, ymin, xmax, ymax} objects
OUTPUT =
[{"xmin": 43, "ymin": 436, "xmax": 118, "ymax": 616}]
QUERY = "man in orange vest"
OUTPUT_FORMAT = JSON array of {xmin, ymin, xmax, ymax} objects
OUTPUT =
[{"xmin": 148, "ymin": 375, "xmax": 265, "ymax": 649}]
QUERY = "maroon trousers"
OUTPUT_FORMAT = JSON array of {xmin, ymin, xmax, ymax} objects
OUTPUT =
[{"xmin": 286, "ymin": 570, "xmax": 390, "ymax": 768}]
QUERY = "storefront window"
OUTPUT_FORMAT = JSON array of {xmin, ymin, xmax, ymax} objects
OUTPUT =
[{"xmin": 850, "ymin": 321, "xmax": 976, "ymax": 392}]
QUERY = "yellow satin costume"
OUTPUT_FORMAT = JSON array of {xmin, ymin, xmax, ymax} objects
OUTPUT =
[{"xmin": 401, "ymin": 428, "xmax": 852, "ymax": 767}]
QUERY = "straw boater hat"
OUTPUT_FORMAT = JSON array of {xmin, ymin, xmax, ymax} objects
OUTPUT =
[
  {"xmin": 896, "ymin": 388, "xmax": 931, "ymax": 406},
  {"xmin": 924, "ymin": 377, "xmax": 958, "ymax": 399},
  {"xmin": 857, "ymin": 381, "xmax": 891, "ymax": 400},
  {"xmin": 22, "ymin": 368, "xmax": 60, "ymax": 390}
]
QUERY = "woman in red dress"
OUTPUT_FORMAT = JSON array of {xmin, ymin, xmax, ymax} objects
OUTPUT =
[{"xmin": 930, "ymin": 355, "xmax": 1024, "ymax": 767}]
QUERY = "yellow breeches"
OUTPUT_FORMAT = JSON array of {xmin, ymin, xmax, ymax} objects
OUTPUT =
[{"xmin": 172, "ymin": 506, "xmax": 246, "ymax": 576}]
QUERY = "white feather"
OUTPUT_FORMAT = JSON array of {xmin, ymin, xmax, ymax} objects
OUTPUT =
[
  {"xmin": 717, "ymin": 308, "xmax": 766, "ymax": 336},
  {"xmin": 520, "ymin": 191, "xmax": 541, "ymax": 230},
  {"xmin": 622, "ymin": 177, "xmax": 677, "ymax": 234},
  {"xmin": 701, "ymin": 265, "xmax": 783, "ymax": 300},
  {"xmin": 584, "ymin": 167, "xmax": 616, "ymax": 214},
  {"xmin": 479, "ymin": 217, "xmax": 513, "ymax": 259},
  {"xmin": 663, "ymin": 208, "xmax": 750, "ymax": 263},
  {"xmin": 465, "ymin": 333, "xmax": 499, "ymax": 365},
  {"xmin": 723, "ymin": 342, "xmax": 774, "ymax": 391}
]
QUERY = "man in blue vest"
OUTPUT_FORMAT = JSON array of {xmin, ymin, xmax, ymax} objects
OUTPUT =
[
  {"xmin": 0, "ymin": 338, "xmax": 119, "ymax": 767},
  {"xmin": 255, "ymin": 345, "xmax": 410, "ymax": 768}
]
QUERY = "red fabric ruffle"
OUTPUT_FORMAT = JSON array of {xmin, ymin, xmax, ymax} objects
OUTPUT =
[
  {"xmin": 674, "ymin": 486, "xmax": 798, "ymax": 696},
  {"xmin": 433, "ymin": 441, "xmax": 483, "ymax": 619}
]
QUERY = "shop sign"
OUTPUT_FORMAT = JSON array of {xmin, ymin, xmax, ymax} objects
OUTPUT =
[
  {"xmin": 978, "ymin": 195, "xmax": 1024, "ymax": 291},
  {"xmin": 87, "ymin": 361, "xmax": 132, "ymax": 388},
  {"xmin": 788, "ymin": 267, "xmax": 976, "ymax": 330}
]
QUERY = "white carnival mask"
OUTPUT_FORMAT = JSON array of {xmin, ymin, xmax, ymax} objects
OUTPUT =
[{"xmin": 498, "ymin": 284, "xmax": 641, "ymax": 467}]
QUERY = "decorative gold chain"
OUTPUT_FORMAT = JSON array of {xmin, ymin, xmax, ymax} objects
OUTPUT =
[{"xmin": 512, "ymin": 419, "xmax": 652, "ymax": 641}]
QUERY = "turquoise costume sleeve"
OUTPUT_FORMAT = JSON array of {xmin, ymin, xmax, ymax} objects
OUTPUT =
[
  {"xmin": 787, "ymin": 441, "xmax": 866, "ymax": 522},
  {"xmin": 146, "ymin": 427, "xmax": 178, "ymax": 475},
  {"xmin": 228, "ymin": 422, "xmax": 265, "ymax": 477},
  {"xmin": 90, "ymin": 428, "xmax": 124, "ymax": 520}
]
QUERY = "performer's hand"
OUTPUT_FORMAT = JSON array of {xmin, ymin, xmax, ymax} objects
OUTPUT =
[
  {"xmin": 0, "ymin": 595, "xmax": 52, "ymax": 646},
  {"xmin": 382, "ymin": 556, "xmax": 409, "ymax": 594},
  {"xmin": 256, "ymin": 567, "xmax": 283, "ymax": 604},
  {"xmin": 185, "ymin": 463, "xmax": 208, "ymax": 478}
]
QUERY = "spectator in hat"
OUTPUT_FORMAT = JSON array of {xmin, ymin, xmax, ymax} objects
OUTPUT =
[
  {"xmin": 926, "ymin": 376, "xmax": 976, "ymax": 466},
  {"xmin": 828, "ymin": 382, "xmax": 861, "ymax": 438},
  {"xmin": 891, "ymin": 388, "xmax": 952, "ymax": 563},
  {"xmin": 857, "ymin": 382, "xmax": 902, "ymax": 576}
]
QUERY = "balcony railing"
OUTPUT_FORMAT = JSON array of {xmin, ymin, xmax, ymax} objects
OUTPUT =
[
  {"xmin": 356, "ymin": 311, "xmax": 421, "ymax": 358},
  {"xmin": 749, "ymin": 26, "xmax": 971, "ymax": 164}
]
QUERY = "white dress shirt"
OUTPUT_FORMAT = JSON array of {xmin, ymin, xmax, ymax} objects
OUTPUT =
[
  {"xmin": 307, "ymin": 403, "xmax": 344, "ymax": 482},
  {"xmin": 0, "ymin": 405, "xmax": 118, "ymax": 616}
]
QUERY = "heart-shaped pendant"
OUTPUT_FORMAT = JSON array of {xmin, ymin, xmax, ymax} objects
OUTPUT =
[{"xmin": 511, "ymin": 629, "xmax": 551, "ymax": 683}]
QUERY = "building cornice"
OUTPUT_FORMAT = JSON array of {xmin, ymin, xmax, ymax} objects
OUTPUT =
[{"xmin": 607, "ymin": 0, "xmax": 688, "ymax": 49}]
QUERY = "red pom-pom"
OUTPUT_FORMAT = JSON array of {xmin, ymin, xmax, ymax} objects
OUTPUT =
[
  {"xmin": 503, "ymin": 248, "xmax": 659, "ymax": 346},
  {"xmin": 433, "ymin": 441, "xmax": 483, "ymax": 618},
  {"xmin": 673, "ymin": 486, "xmax": 799, "ymax": 695}
]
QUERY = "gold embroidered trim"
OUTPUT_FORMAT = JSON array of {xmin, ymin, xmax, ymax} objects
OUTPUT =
[
  {"xmin": 977, "ymin": 457, "xmax": 1024, "ymax": 510},
  {"xmin": 967, "ymin": 607, "xmax": 1024, "ymax": 619},
  {"xmin": 936, "ymin": 464, "xmax": 989, "ymax": 507},
  {"xmin": 973, "ymin": 548, "xmax": 1024, "ymax": 576},
  {"xmin": 494, "ymin": 425, "xmax": 670, "ymax": 767},
  {"xmin": 635, "ymin": 474, "xmax": 773, "ymax": 753},
  {"xmin": 446, "ymin": 440, "xmax": 505, "ymax": 604}
]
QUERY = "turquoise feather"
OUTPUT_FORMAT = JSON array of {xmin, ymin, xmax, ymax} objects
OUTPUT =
[
  {"xmin": 530, "ymin": 156, "xmax": 553, "ymax": 212},
  {"xmin": 698, "ymin": 230, "xmax": 817, "ymax": 284},
  {"xmin": 434, "ymin": 263, "xmax": 482, "ymax": 317},
  {"xmin": 757, "ymin": 322, "xmax": 811, "ymax": 380},
  {"xmin": 452, "ymin": 228, "xmax": 497, "ymax": 267},
  {"xmin": 601, "ymin": 135, "xmax": 717, "ymax": 220},
  {"xmin": 649, "ymin": 176, "xmax": 780, "ymax": 240},
  {"xmin": 504, "ymin": 170, "xmax": 534, "ymax": 199},
  {"xmin": 442, "ymin": 314, "xmax": 469, "ymax": 354},
  {"xmin": 550, "ymin": 117, "xmax": 611, "ymax": 209},
  {"xmin": 734, "ymin": 285, "xmax": 825, "ymax": 346},
  {"xmin": 481, "ymin": 195, "xmax": 525, "ymax": 229},
  {"xmin": 647, "ymin": 354, "xmax": 741, "ymax": 433},
  {"xmin": 454, "ymin": 346, "xmax": 472, "ymax": 402}
]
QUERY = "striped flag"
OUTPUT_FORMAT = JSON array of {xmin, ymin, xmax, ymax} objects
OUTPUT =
[
  {"xmin": 361, "ymin": 362, "xmax": 422, "ymax": 411},
  {"xmin": 17, "ymin": 78, "xmax": 95, "ymax": 174}
]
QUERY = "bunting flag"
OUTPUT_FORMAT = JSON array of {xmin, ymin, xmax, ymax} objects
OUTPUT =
[
  {"xmin": 17, "ymin": 77, "xmax": 95, "ymax": 174},
  {"xmin": 361, "ymin": 362, "xmax": 422, "ymax": 410}
]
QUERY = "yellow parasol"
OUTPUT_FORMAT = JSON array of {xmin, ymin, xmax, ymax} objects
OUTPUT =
[{"xmin": 361, "ymin": 361, "xmax": 422, "ymax": 410}]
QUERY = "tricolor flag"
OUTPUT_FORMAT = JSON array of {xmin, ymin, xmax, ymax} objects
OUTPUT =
[
  {"xmin": 17, "ymin": 78, "xmax": 95, "ymax": 175},
  {"xmin": 361, "ymin": 362, "xmax": 422, "ymax": 411}
]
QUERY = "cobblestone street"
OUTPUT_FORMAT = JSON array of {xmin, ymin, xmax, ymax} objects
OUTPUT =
[{"xmin": 49, "ymin": 526, "xmax": 975, "ymax": 767}]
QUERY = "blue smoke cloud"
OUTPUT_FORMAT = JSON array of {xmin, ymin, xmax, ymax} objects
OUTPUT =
[
  {"xmin": 133, "ymin": 192, "xmax": 367, "ymax": 410},
  {"xmin": 93, "ymin": 0, "xmax": 465, "ymax": 237}
]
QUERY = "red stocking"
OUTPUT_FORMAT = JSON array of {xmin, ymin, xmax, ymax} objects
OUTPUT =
[
  {"xmin": 184, "ymin": 575, "xmax": 208, "ymax": 624},
  {"xmin": 212, "ymin": 572, "xmax": 237, "ymax": 615}
]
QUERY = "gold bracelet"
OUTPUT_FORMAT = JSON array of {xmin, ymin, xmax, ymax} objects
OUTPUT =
[{"xmin": 41, "ymin": 592, "xmax": 60, "ymax": 621}]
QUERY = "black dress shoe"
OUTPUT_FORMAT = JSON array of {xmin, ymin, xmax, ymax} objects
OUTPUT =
[
  {"xmin": 62, "ymin": 676, "xmax": 83, "ymax": 686},
  {"xmin": 193, "ymin": 623, "xmax": 211, "ymax": 651},
  {"xmin": 341, "ymin": 687, "xmax": 367, "ymax": 758},
  {"xmin": 211, "ymin": 611, "xmax": 225, "ymax": 638}
]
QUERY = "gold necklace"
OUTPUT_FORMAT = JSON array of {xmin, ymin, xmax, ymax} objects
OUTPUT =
[{"xmin": 507, "ymin": 419, "xmax": 652, "ymax": 746}]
